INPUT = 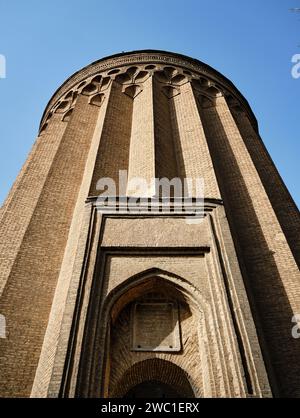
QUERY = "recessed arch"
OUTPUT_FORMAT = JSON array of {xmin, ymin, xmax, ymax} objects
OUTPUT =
[
  {"xmin": 64, "ymin": 90, "xmax": 74, "ymax": 100},
  {"xmin": 55, "ymin": 100, "xmax": 70, "ymax": 113},
  {"xmin": 111, "ymin": 359, "xmax": 195, "ymax": 398},
  {"xmin": 103, "ymin": 268, "xmax": 211, "ymax": 322},
  {"xmin": 124, "ymin": 84, "xmax": 142, "ymax": 99},
  {"xmin": 145, "ymin": 64, "xmax": 156, "ymax": 70},
  {"xmin": 163, "ymin": 66, "xmax": 178, "ymax": 79},
  {"xmin": 134, "ymin": 70, "xmax": 149, "ymax": 83},
  {"xmin": 206, "ymin": 85, "xmax": 222, "ymax": 97},
  {"xmin": 62, "ymin": 107, "xmax": 74, "ymax": 122},
  {"xmin": 91, "ymin": 75, "xmax": 102, "ymax": 84},
  {"xmin": 107, "ymin": 68, "xmax": 120, "ymax": 75},
  {"xmin": 81, "ymin": 82, "xmax": 98, "ymax": 95},
  {"xmin": 198, "ymin": 94, "xmax": 215, "ymax": 109},
  {"xmin": 126, "ymin": 66, "xmax": 139, "ymax": 77},
  {"xmin": 89, "ymin": 93, "xmax": 105, "ymax": 107},
  {"xmin": 171, "ymin": 74, "xmax": 188, "ymax": 86},
  {"xmin": 100, "ymin": 77, "xmax": 111, "ymax": 91},
  {"xmin": 115, "ymin": 72, "xmax": 132, "ymax": 84},
  {"xmin": 161, "ymin": 85, "xmax": 180, "ymax": 99},
  {"xmin": 90, "ymin": 268, "xmax": 213, "ymax": 398}
]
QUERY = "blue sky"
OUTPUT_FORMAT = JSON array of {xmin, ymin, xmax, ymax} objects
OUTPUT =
[{"xmin": 0, "ymin": 0, "xmax": 299, "ymax": 207}]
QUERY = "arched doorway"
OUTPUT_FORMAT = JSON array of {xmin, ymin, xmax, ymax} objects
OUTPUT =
[
  {"xmin": 75, "ymin": 269, "xmax": 210, "ymax": 397},
  {"xmin": 124, "ymin": 380, "xmax": 181, "ymax": 398},
  {"xmin": 98, "ymin": 271, "xmax": 207, "ymax": 398},
  {"xmin": 111, "ymin": 358, "xmax": 195, "ymax": 398}
]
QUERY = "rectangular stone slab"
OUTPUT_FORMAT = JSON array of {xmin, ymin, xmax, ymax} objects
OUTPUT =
[{"xmin": 131, "ymin": 302, "xmax": 181, "ymax": 352}]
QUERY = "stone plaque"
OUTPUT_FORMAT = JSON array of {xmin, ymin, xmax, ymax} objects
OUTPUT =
[{"xmin": 131, "ymin": 302, "xmax": 181, "ymax": 352}]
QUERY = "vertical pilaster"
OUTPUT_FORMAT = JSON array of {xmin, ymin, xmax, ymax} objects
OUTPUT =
[
  {"xmin": 89, "ymin": 81, "xmax": 133, "ymax": 195},
  {"xmin": 153, "ymin": 76, "xmax": 179, "ymax": 181},
  {"xmin": 0, "ymin": 94, "xmax": 100, "ymax": 397},
  {"xmin": 127, "ymin": 76, "xmax": 155, "ymax": 196},
  {"xmin": 170, "ymin": 82, "xmax": 220, "ymax": 198}
]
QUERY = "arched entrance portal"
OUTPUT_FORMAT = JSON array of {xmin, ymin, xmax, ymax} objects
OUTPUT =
[
  {"xmin": 112, "ymin": 359, "xmax": 195, "ymax": 398},
  {"xmin": 100, "ymin": 271, "xmax": 205, "ymax": 398}
]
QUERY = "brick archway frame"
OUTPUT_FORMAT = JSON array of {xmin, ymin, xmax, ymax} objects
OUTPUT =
[{"xmin": 111, "ymin": 358, "xmax": 195, "ymax": 398}]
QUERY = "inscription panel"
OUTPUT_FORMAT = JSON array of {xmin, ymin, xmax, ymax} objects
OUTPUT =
[{"xmin": 131, "ymin": 302, "xmax": 181, "ymax": 352}]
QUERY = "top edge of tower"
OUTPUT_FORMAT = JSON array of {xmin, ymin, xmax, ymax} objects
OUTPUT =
[{"xmin": 40, "ymin": 49, "xmax": 258, "ymax": 131}]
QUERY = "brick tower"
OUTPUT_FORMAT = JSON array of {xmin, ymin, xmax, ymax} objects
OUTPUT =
[{"xmin": 0, "ymin": 50, "xmax": 299, "ymax": 398}]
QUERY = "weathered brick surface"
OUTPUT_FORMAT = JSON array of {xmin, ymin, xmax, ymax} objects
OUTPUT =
[
  {"xmin": 89, "ymin": 81, "xmax": 132, "ymax": 195},
  {"xmin": 109, "ymin": 297, "xmax": 201, "ymax": 397},
  {"xmin": 127, "ymin": 76, "xmax": 155, "ymax": 195},
  {"xmin": 232, "ymin": 110, "xmax": 300, "ymax": 266},
  {"xmin": 171, "ymin": 82, "xmax": 220, "ymax": 198},
  {"xmin": 201, "ymin": 96, "xmax": 300, "ymax": 397},
  {"xmin": 0, "ymin": 114, "xmax": 67, "ymax": 296},
  {"xmin": 0, "ymin": 95, "xmax": 99, "ymax": 397},
  {"xmin": 153, "ymin": 77, "xmax": 179, "ymax": 181},
  {"xmin": 31, "ymin": 93, "xmax": 114, "ymax": 397}
]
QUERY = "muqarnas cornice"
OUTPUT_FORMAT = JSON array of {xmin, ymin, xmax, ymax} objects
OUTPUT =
[{"xmin": 39, "ymin": 50, "xmax": 258, "ymax": 133}]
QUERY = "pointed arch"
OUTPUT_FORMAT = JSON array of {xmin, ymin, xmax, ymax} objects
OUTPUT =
[
  {"xmin": 102, "ymin": 267, "xmax": 211, "ymax": 323},
  {"xmin": 91, "ymin": 267, "xmax": 215, "ymax": 398},
  {"xmin": 111, "ymin": 358, "xmax": 195, "ymax": 398}
]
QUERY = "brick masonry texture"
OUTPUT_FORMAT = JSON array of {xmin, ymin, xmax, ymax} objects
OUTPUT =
[
  {"xmin": 0, "ymin": 50, "xmax": 299, "ymax": 398},
  {"xmin": 0, "ymin": 95, "xmax": 99, "ymax": 397}
]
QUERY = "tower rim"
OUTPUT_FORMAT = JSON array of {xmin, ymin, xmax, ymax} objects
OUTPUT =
[{"xmin": 40, "ymin": 49, "xmax": 258, "ymax": 132}]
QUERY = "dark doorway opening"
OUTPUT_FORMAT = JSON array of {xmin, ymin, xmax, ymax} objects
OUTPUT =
[{"xmin": 124, "ymin": 380, "xmax": 181, "ymax": 398}]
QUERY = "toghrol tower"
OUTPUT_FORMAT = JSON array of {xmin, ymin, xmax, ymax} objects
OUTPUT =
[{"xmin": 0, "ymin": 50, "xmax": 299, "ymax": 398}]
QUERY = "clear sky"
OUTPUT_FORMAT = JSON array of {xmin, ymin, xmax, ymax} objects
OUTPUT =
[{"xmin": 0, "ymin": 0, "xmax": 299, "ymax": 207}]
